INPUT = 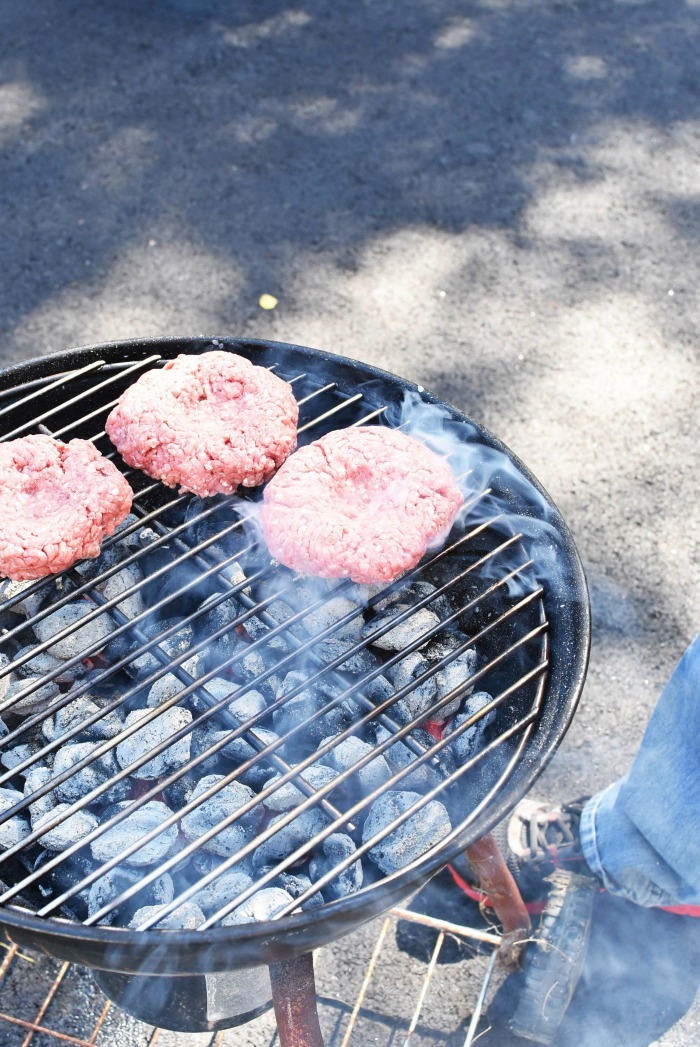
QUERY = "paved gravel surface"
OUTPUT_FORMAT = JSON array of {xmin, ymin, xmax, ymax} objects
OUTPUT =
[{"xmin": 0, "ymin": 0, "xmax": 698, "ymax": 1044}]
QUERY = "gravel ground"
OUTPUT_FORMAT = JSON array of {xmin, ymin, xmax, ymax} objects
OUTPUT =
[{"xmin": 0, "ymin": 0, "xmax": 698, "ymax": 1044}]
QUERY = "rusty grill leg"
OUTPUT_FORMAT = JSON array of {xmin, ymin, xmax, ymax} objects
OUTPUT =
[
  {"xmin": 466, "ymin": 833, "xmax": 531, "ymax": 969},
  {"xmin": 269, "ymin": 952, "xmax": 324, "ymax": 1047}
]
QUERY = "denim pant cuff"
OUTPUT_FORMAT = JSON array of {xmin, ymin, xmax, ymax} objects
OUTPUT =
[{"xmin": 580, "ymin": 787, "xmax": 613, "ymax": 886}]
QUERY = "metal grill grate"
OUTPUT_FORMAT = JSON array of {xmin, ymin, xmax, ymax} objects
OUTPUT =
[{"xmin": 0, "ymin": 344, "xmax": 551, "ymax": 947}]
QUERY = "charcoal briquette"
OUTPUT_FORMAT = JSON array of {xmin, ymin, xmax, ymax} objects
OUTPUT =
[
  {"xmin": 42, "ymin": 692, "xmax": 124, "ymax": 743},
  {"xmin": 161, "ymin": 773, "xmax": 197, "ymax": 811},
  {"xmin": 362, "ymin": 791, "xmax": 451, "ymax": 874},
  {"xmin": 32, "ymin": 849, "xmax": 94, "ymax": 918},
  {"xmin": 189, "ymin": 865, "xmax": 254, "ymax": 914},
  {"xmin": 408, "ymin": 581, "xmax": 453, "ymax": 619},
  {"xmin": 272, "ymin": 673, "xmax": 346, "ymax": 747},
  {"xmin": 309, "ymin": 832, "xmax": 363, "ymax": 900},
  {"xmin": 221, "ymin": 887, "xmax": 294, "ymax": 924},
  {"xmin": 253, "ymin": 809, "xmax": 332, "ymax": 868},
  {"xmin": 53, "ymin": 743, "xmax": 129, "ymax": 805},
  {"xmin": 88, "ymin": 866, "xmax": 174, "ymax": 925},
  {"xmin": 130, "ymin": 901, "xmax": 206, "ymax": 929},
  {"xmin": 433, "ymin": 648, "xmax": 477, "ymax": 721},
  {"xmin": 116, "ymin": 707, "xmax": 193, "ymax": 779},
  {"xmin": 0, "ymin": 787, "xmax": 30, "ymax": 848},
  {"xmin": 190, "ymin": 722, "xmax": 231, "ymax": 775},
  {"xmin": 301, "ymin": 597, "xmax": 364, "ymax": 641},
  {"xmin": 227, "ymin": 688, "xmax": 268, "ymax": 725},
  {"xmin": 146, "ymin": 672, "xmax": 186, "ymax": 709},
  {"xmin": 188, "ymin": 675, "xmax": 236, "ymax": 715},
  {"xmin": 386, "ymin": 653, "xmax": 437, "ymax": 717},
  {"xmin": 128, "ymin": 620, "xmax": 195, "ymax": 677},
  {"xmin": 34, "ymin": 804, "xmax": 99, "ymax": 851},
  {"xmin": 0, "ymin": 578, "xmax": 57, "ymax": 619},
  {"xmin": 5, "ymin": 674, "xmax": 61, "ymax": 716},
  {"xmin": 445, "ymin": 692, "xmax": 496, "ymax": 763},
  {"xmin": 92, "ymin": 800, "xmax": 179, "ymax": 866},
  {"xmin": 262, "ymin": 764, "xmax": 339, "ymax": 812},
  {"xmin": 221, "ymin": 726, "xmax": 280, "ymax": 770},
  {"xmin": 180, "ymin": 775, "xmax": 262, "ymax": 857},
  {"xmin": 96, "ymin": 563, "xmax": 145, "ymax": 619},
  {"xmin": 277, "ymin": 872, "xmax": 324, "ymax": 910},
  {"xmin": 33, "ymin": 603, "xmax": 114, "ymax": 661},
  {"xmin": 371, "ymin": 725, "xmax": 437, "ymax": 790},
  {"xmin": 23, "ymin": 765, "xmax": 56, "ymax": 825},
  {"xmin": 1, "ymin": 744, "xmax": 35, "ymax": 771},
  {"xmin": 325, "ymin": 736, "xmax": 392, "ymax": 795},
  {"xmin": 313, "ymin": 637, "xmax": 379, "ymax": 675},
  {"xmin": 363, "ymin": 606, "xmax": 440, "ymax": 651},
  {"xmin": 14, "ymin": 646, "xmax": 89, "ymax": 685}
]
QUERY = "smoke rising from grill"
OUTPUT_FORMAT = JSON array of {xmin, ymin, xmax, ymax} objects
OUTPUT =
[{"xmin": 388, "ymin": 389, "xmax": 572, "ymax": 600}]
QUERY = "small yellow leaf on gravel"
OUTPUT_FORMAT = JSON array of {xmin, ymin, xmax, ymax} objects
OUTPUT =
[{"xmin": 258, "ymin": 294, "xmax": 278, "ymax": 310}]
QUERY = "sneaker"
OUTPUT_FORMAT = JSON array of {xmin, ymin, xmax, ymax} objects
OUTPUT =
[
  {"xmin": 450, "ymin": 797, "xmax": 595, "ymax": 906},
  {"xmin": 497, "ymin": 797, "xmax": 594, "ymax": 898}
]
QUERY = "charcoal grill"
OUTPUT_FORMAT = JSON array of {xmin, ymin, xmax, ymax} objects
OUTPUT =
[{"xmin": 0, "ymin": 337, "xmax": 589, "ymax": 1042}]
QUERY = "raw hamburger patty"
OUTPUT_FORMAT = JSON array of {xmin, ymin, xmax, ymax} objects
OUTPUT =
[
  {"xmin": 261, "ymin": 426, "xmax": 463, "ymax": 584},
  {"xmin": 105, "ymin": 351, "xmax": 298, "ymax": 498},
  {"xmin": 0, "ymin": 435, "xmax": 133, "ymax": 581}
]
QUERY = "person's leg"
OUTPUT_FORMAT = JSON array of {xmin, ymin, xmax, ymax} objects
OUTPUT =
[{"xmin": 579, "ymin": 634, "xmax": 700, "ymax": 907}]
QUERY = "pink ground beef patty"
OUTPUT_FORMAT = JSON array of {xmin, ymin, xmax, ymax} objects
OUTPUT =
[
  {"xmin": 105, "ymin": 352, "xmax": 298, "ymax": 498},
  {"xmin": 0, "ymin": 435, "xmax": 133, "ymax": 581},
  {"xmin": 261, "ymin": 426, "xmax": 464, "ymax": 584}
]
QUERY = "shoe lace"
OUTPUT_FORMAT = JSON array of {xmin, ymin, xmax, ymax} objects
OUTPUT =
[{"xmin": 527, "ymin": 809, "xmax": 579, "ymax": 861}]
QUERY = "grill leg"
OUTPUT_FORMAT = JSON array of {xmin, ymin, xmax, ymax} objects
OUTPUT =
[
  {"xmin": 466, "ymin": 833, "xmax": 531, "ymax": 970},
  {"xmin": 269, "ymin": 952, "xmax": 324, "ymax": 1047}
]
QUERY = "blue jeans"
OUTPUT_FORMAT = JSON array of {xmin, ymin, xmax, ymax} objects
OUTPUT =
[{"xmin": 579, "ymin": 634, "xmax": 700, "ymax": 908}]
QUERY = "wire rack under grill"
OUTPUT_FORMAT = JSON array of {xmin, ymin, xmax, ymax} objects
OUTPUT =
[
  {"xmin": 0, "ymin": 904, "xmax": 502, "ymax": 1046},
  {"xmin": 0, "ymin": 343, "xmax": 551, "ymax": 942}
]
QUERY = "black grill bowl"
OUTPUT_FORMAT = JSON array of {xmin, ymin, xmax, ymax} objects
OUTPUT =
[{"xmin": 0, "ymin": 337, "xmax": 589, "ymax": 976}]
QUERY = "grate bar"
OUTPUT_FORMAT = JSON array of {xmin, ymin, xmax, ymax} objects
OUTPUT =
[
  {"xmin": 0, "ymin": 360, "xmax": 106, "ymax": 422},
  {"xmin": 297, "ymin": 392, "xmax": 364, "ymax": 433},
  {"xmin": 0, "ymin": 355, "xmax": 161, "ymax": 442}
]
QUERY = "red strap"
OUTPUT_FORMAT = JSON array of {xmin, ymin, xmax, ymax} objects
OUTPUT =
[
  {"xmin": 447, "ymin": 864, "xmax": 700, "ymax": 918},
  {"xmin": 446, "ymin": 863, "xmax": 547, "ymax": 915},
  {"xmin": 659, "ymin": 904, "xmax": 700, "ymax": 917}
]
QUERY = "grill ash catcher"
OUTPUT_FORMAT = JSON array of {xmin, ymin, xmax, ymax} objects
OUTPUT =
[{"xmin": 0, "ymin": 338, "xmax": 590, "ymax": 1045}]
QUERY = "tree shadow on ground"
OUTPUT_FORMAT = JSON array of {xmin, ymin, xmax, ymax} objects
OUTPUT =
[{"xmin": 1, "ymin": 0, "xmax": 699, "ymax": 344}]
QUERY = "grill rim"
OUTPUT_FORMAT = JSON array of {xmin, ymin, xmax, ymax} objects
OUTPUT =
[{"xmin": 0, "ymin": 336, "xmax": 590, "ymax": 972}]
